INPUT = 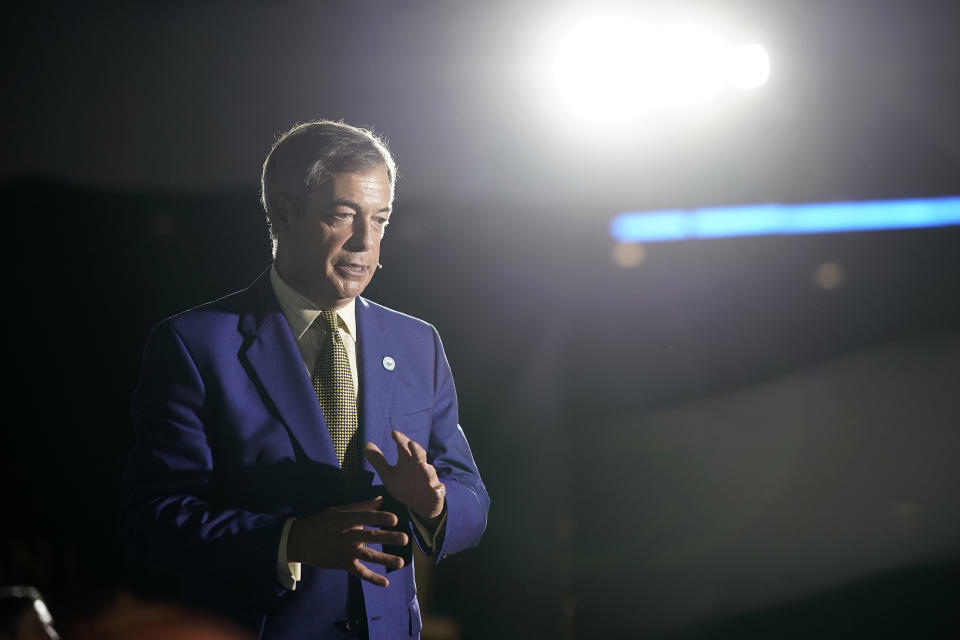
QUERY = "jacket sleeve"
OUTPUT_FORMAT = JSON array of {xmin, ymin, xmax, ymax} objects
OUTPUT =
[
  {"xmin": 120, "ymin": 320, "xmax": 286, "ymax": 603},
  {"xmin": 425, "ymin": 326, "xmax": 490, "ymax": 561}
]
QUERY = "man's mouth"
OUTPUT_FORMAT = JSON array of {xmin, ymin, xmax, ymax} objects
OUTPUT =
[{"xmin": 335, "ymin": 262, "xmax": 368, "ymax": 275}]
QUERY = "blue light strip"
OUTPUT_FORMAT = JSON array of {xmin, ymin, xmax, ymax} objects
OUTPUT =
[{"xmin": 610, "ymin": 197, "xmax": 960, "ymax": 242}]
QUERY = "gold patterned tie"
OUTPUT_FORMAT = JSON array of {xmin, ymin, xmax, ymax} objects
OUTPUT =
[{"xmin": 312, "ymin": 310, "xmax": 359, "ymax": 482}]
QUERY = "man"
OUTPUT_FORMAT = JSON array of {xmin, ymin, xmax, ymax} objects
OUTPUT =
[{"xmin": 121, "ymin": 120, "xmax": 489, "ymax": 639}]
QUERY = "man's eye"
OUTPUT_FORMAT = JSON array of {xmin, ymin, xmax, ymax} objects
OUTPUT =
[
  {"xmin": 374, "ymin": 217, "xmax": 390, "ymax": 226},
  {"xmin": 329, "ymin": 212, "xmax": 354, "ymax": 224}
]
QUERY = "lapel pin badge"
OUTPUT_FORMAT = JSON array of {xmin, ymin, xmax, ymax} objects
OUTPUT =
[{"xmin": 382, "ymin": 356, "xmax": 396, "ymax": 371}]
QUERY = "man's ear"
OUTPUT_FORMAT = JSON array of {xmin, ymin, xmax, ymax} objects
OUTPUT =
[{"xmin": 271, "ymin": 194, "xmax": 296, "ymax": 233}]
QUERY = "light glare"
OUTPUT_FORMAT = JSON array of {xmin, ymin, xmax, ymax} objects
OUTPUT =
[
  {"xmin": 551, "ymin": 16, "xmax": 649, "ymax": 122},
  {"xmin": 549, "ymin": 16, "xmax": 772, "ymax": 122},
  {"xmin": 725, "ymin": 43, "xmax": 770, "ymax": 89}
]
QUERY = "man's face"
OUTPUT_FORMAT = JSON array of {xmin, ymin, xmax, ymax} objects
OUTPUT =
[{"xmin": 274, "ymin": 166, "xmax": 393, "ymax": 309}]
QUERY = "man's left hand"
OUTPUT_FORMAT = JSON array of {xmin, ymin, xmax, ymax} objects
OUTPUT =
[{"xmin": 364, "ymin": 430, "xmax": 446, "ymax": 523}]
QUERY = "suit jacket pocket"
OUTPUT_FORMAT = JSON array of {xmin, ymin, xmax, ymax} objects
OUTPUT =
[{"xmin": 390, "ymin": 408, "xmax": 432, "ymax": 449}]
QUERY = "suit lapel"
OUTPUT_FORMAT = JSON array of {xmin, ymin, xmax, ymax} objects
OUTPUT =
[
  {"xmin": 356, "ymin": 297, "xmax": 397, "ymax": 477},
  {"xmin": 238, "ymin": 271, "xmax": 339, "ymax": 466}
]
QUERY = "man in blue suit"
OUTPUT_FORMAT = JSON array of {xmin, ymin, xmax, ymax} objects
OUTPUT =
[{"xmin": 121, "ymin": 121, "xmax": 490, "ymax": 639}]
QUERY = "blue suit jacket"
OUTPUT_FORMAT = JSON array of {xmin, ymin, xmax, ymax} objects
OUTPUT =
[{"xmin": 121, "ymin": 270, "xmax": 489, "ymax": 639}]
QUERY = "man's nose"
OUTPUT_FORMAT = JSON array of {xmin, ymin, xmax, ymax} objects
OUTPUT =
[{"xmin": 345, "ymin": 216, "xmax": 374, "ymax": 251}]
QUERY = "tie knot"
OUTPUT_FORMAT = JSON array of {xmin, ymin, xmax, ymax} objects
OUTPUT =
[{"xmin": 318, "ymin": 310, "xmax": 339, "ymax": 333}]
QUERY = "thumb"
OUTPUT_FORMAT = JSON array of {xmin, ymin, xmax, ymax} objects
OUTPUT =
[{"xmin": 364, "ymin": 441, "xmax": 391, "ymax": 476}]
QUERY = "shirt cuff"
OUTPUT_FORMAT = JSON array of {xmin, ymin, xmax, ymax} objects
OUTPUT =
[
  {"xmin": 277, "ymin": 517, "xmax": 302, "ymax": 590},
  {"xmin": 408, "ymin": 507, "xmax": 447, "ymax": 551}
]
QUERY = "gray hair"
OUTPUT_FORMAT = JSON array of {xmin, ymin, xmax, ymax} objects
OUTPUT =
[{"xmin": 260, "ymin": 120, "xmax": 397, "ymax": 255}]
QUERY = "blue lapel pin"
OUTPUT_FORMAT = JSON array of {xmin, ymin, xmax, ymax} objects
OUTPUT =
[{"xmin": 382, "ymin": 356, "xmax": 396, "ymax": 371}]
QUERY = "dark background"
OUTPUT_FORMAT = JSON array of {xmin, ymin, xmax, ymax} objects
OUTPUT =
[{"xmin": 2, "ymin": 1, "xmax": 959, "ymax": 638}]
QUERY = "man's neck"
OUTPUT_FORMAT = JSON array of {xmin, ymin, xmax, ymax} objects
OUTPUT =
[{"xmin": 273, "ymin": 261, "xmax": 352, "ymax": 311}]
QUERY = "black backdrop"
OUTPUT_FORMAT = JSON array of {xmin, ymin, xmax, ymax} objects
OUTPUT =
[{"xmin": 3, "ymin": 178, "xmax": 959, "ymax": 638}]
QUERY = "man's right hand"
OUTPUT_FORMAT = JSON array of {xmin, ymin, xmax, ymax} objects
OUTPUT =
[{"xmin": 286, "ymin": 496, "xmax": 408, "ymax": 587}]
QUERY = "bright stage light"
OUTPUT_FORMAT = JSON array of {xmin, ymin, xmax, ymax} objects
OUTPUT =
[
  {"xmin": 548, "ymin": 16, "xmax": 771, "ymax": 122},
  {"xmin": 724, "ymin": 43, "xmax": 770, "ymax": 90},
  {"xmin": 550, "ymin": 16, "xmax": 650, "ymax": 123},
  {"xmin": 610, "ymin": 197, "xmax": 960, "ymax": 242}
]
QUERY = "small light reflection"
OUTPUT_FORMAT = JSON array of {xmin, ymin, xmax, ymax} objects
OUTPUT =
[
  {"xmin": 612, "ymin": 242, "xmax": 646, "ymax": 267},
  {"xmin": 814, "ymin": 261, "xmax": 844, "ymax": 290}
]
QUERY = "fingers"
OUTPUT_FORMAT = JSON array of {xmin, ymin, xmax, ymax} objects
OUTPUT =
[
  {"xmin": 292, "ymin": 498, "xmax": 411, "ymax": 581},
  {"xmin": 356, "ymin": 544, "xmax": 406, "ymax": 571},
  {"xmin": 392, "ymin": 429, "xmax": 427, "ymax": 462},
  {"xmin": 330, "ymin": 508, "xmax": 399, "ymax": 529},
  {"xmin": 335, "ymin": 496, "xmax": 384, "ymax": 511},
  {"xmin": 345, "ymin": 527, "xmax": 409, "ymax": 547},
  {"xmin": 367, "ymin": 432, "xmax": 430, "ymax": 467},
  {"xmin": 351, "ymin": 560, "xmax": 391, "ymax": 587},
  {"xmin": 326, "ymin": 498, "xmax": 398, "ymax": 528},
  {"xmin": 407, "ymin": 438, "xmax": 428, "ymax": 463},
  {"xmin": 363, "ymin": 442, "xmax": 391, "ymax": 476},
  {"xmin": 391, "ymin": 429, "xmax": 414, "ymax": 460},
  {"xmin": 349, "ymin": 542, "xmax": 406, "ymax": 588}
]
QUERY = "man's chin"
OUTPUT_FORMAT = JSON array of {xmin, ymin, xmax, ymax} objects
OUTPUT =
[{"xmin": 331, "ymin": 278, "xmax": 371, "ymax": 303}]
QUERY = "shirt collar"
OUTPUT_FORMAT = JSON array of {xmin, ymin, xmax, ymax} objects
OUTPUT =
[{"xmin": 269, "ymin": 263, "xmax": 357, "ymax": 342}]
